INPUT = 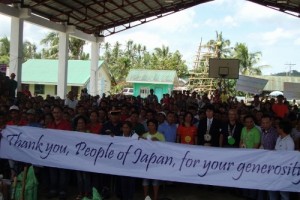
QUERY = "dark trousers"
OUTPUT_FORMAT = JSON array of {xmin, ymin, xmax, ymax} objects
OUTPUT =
[
  {"xmin": 76, "ymin": 171, "xmax": 91, "ymax": 196},
  {"xmin": 49, "ymin": 167, "xmax": 69, "ymax": 194},
  {"xmin": 120, "ymin": 176, "xmax": 135, "ymax": 200}
]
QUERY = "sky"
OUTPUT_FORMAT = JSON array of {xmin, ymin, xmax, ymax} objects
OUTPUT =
[{"xmin": 0, "ymin": 0, "xmax": 300, "ymax": 75}]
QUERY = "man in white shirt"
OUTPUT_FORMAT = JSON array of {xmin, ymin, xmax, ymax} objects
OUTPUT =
[
  {"xmin": 269, "ymin": 120, "xmax": 294, "ymax": 200},
  {"xmin": 64, "ymin": 91, "xmax": 78, "ymax": 109}
]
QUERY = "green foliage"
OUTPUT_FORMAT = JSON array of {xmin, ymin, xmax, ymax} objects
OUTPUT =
[
  {"xmin": 101, "ymin": 40, "xmax": 188, "ymax": 83},
  {"xmin": 40, "ymin": 32, "xmax": 89, "ymax": 60},
  {"xmin": 232, "ymin": 43, "xmax": 269, "ymax": 75}
]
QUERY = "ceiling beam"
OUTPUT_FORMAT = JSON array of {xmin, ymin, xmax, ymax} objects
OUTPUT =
[{"xmin": 0, "ymin": 3, "xmax": 99, "ymax": 42}]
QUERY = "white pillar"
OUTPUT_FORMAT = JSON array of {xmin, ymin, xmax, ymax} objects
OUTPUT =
[
  {"xmin": 9, "ymin": 17, "xmax": 24, "ymax": 91},
  {"xmin": 57, "ymin": 32, "xmax": 69, "ymax": 99},
  {"xmin": 90, "ymin": 42, "xmax": 100, "ymax": 96}
]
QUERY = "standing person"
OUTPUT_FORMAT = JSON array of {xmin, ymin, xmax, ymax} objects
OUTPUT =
[
  {"xmin": 100, "ymin": 110, "xmax": 122, "ymax": 136},
  {"xmin": 260, "ymin": 115, "xmax": 278, "ymax": 150},
  {"xmin": 64, "ymin": 91, "xmax": 78, "ymax": 109},
  {"xmin": 6, "ymin": 105, "xmax": 27, "ymax": 179},
  {"xmin": 88, "ymin": 110, "xmax": 102, "ymax": 134},
  {"xmin": 74, "ymin": 116, "xmax": 92, "ymax": 199},
  {"xmin": 147, "ymin": 89, "xmax": 158, "ymax": 104},
  {"xmin": 240, "ymin": 115, "xmax": 261, "ymax": 200},
  {"xmin": 272, "ymin": 95, "xmax": 289, "ymax": 119},
  {"xmin": 119, "ymin": 121, "xmax": 136, "ymax": 200},
  {"xmin": 258, "ymin": 114, "xmax": 278, "ymax": 200},
  {"xmin": 240, "ymin": 115, "xmax": 261, "ymax": 149},
  {"xmin": 141, "ymin": 119, "xmax": 165, "ymax": 200},
  {"xmin": 220, "ymin": 108, "xmax": 243, "ymax": 148},
  {"xmin": 197, "ymin": 104, "xmax": 222, "ymax": 147},
  {"xmin": 158, "ymin": 111, "xmax": 177, "ymax": 143},
  {"xmin": 47, "ymin": 106, "xmax": 72, "ymax": 200},
  {"xmin": 129, "ymin": 111, "xmax": 145, "ymax": 136},
  {"xmin": 9, "ymin": 73, "xmax": 17, "ymax": 100},
  {"xmin": 269, "ymin": 120, "xmax": 295, "ymax": 200},
  {"xmin": 177, "ymin": 112, "xmax": 197, "ymax": 145}
]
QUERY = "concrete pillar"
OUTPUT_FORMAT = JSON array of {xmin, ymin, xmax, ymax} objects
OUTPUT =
[
  {"xmin": 9, "ymin": 17, "xmax": 24, "ymax": 91},
  {"xmin": 90, "ymin": 42, "xmax": 100, "ymax": 96},
  {"xmin": 57, "ymin": 32, "xmax": 69, "ymax": 99}
]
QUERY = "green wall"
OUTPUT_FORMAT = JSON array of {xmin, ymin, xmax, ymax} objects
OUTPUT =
[{"xmin": 133, "ymin": 83, "xmax": 173, "ymax": 101}]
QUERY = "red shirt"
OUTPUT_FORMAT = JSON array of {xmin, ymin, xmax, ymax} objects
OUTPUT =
[
  {"xmin": 272, "ymin": 103, "xmax": 288, "ymax": 118},
  {"xmin": 88, "ymin": 123, "xmax": 102, "ymax": 134},
  {"xmin": 47, "ymin": 119, "xmax": 72, "ymax": 131},
  {"xmin": 7, "ymin": 120, "xmax": 28, "ymax": 126}
]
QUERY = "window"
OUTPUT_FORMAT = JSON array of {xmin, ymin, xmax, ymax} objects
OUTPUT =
[
  {"xmin": 34, "ymin": 84, "xmax": 45, "ymax": 94},
  {"xmin": 140, "ymin": 87, "xmax": 150, "ymax": 98}
]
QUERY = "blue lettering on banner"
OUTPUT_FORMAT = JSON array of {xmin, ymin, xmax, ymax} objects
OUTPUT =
[{"xmin": 1, "ymin": 126, "xmax": 300, "ymax": 192}]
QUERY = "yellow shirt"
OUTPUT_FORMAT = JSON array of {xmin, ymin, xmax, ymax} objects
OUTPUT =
[{"xmin": 142, "ymin": 131, "xmax": 165, "ymax": 142}]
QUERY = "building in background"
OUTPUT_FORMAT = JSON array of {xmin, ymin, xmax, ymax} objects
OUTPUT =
[
  {"xmin": 21, "ymin": 59, "xmax": 112, "ymax": 98},
  {"xmin": 126, "ymin": 69, "xmax": 179, "ymax": 101}
]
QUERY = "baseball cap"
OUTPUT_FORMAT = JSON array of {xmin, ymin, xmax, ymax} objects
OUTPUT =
[
  {"xmin": 26, "ymin": 109, "xmax": 36, "ymax": 115},
  {"xmin": 157, "ymin": 111, "xmax": 166, "ymax": 117},
  {"xmin": 9, "ymin": 105, "xmax": 19, "ymax": 111}
]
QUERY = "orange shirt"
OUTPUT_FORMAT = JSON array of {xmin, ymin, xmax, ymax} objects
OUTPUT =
[{"xmin": 177, "ymin": 124, "xmax": 197, "ymax": 145}]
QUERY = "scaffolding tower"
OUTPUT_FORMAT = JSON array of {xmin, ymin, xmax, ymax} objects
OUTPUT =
[{"xmin": 188, "ymin": 39, "xmax": 217, "ymax": 94}]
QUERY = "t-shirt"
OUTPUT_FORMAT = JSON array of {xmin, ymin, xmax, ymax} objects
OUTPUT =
[
  {"xmin": 177, "ymin": 124, "xmax": 197, "ymax": 145},
  {"xmin": 272, "ymin": 103, "xmax": 288, "ymax": 118},
  {"xmin": 241, "ymin": 126, "xmax": 261, "ymax": 149},
  {"xmin": 47, "ymin": 119, "xmax": 72, "ymax": 131},
  {"xmin": 142, "ymin": 131, "xmax": 165, "ymax": 142}
]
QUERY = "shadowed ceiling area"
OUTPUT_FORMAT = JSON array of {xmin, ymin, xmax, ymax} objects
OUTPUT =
[{"xmin": 1, "ymin": 0, "xmax": 300, "ymax": 37}]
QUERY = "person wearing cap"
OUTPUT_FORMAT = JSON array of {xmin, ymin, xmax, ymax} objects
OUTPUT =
[
  {"xmin": 6, "ymin": 105, "xmax": 27, "ymax": 126},
  {"xmin": 9, "ymin": 73, "xmax": 17, "ymax": 99},
  {"xmin": 100, "ymin": 110, "xmax": 122, "ymax": 136},
  {"xmin": 6, "ymin": 105, "xmax": 28, "ymax": 179},
  {"xmin": 26, "ymin": 109, "xmax": 42, "ymax": 127},
  {"xmin": 156, "ymin": 111, "xmax": 166, "ymax": 125},
  {"xmin": 197, "ymin": 104, "xmax": 222, "ymax": 147},
  {"xmin": 272, "ymin": 95, "xmax": 289, "ymax": 119}
]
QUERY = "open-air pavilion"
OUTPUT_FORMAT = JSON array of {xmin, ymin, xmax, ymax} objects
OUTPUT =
[{"xmin": 0, "ymin": 0, "xmax": 300, "ymax": 98}]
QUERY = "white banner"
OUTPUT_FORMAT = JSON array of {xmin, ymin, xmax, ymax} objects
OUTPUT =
[
  {"xmin": 1, "ymin": 126, "xmax": 300, "ymax": 192},
  {"xmin": 236, "ymin": 75, "xmax": 268, "ymax": 94}
]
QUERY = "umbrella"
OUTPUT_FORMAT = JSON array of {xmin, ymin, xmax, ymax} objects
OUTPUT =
[{"xmin": 269, "ymin": 91, "xmax": 283, "ymax": 96}]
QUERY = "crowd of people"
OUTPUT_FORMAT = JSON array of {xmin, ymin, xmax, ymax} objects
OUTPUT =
[{"xmin": 0, "ymin": 72, "xmax": 300, "ymax": 200}]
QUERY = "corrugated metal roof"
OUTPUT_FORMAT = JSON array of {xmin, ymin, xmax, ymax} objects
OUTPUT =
[
  {"xmin": 126, "ymin": 69, "xmax": 179, "ymax": 85},
  {"xmin": 253, "ymin": 75, "xmax": 300, "ymax": 91},
  {"xmin": 22, "ymin": 59, "xmax": 104, "ymax": 86}
]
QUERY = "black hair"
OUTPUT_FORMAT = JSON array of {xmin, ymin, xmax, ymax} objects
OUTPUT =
[
  {"xmin": 123, "ymin": 121, "xmax": 133, "ymax": 129},
  {"xmin": 278, "ymin": 119, "xmax": 293, "ymax": 135},
  {"xmin": 147, "ymin": 119, "xmax": 158, "ymax": 129}
]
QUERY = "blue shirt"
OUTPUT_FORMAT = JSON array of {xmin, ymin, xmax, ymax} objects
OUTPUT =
[{"xmin": 158, "ymin": 121, "xmax": 177, "ymax": 142}]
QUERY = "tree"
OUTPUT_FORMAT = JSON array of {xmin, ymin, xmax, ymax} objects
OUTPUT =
[
  {"xmin": 40, "ymin": 32, "xmax": 89, "ymax": 60},
  {"xmin": 232, "ymin": 43, "xmax": 267, "ymax": 75},
  {"xmin": 0, "ymin": 37, "xmax": 10, "ymax": 64},
  {"xmin": 40, "ymin": 32, "xmax": 59, "ymax": 59},
  {"xmin": 23, "ymin": 40, "xmax": 41, "ymax": 61},
  {"xmin": 206, "ymin": 31, "xmax": 231, "ymax": 58}
]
